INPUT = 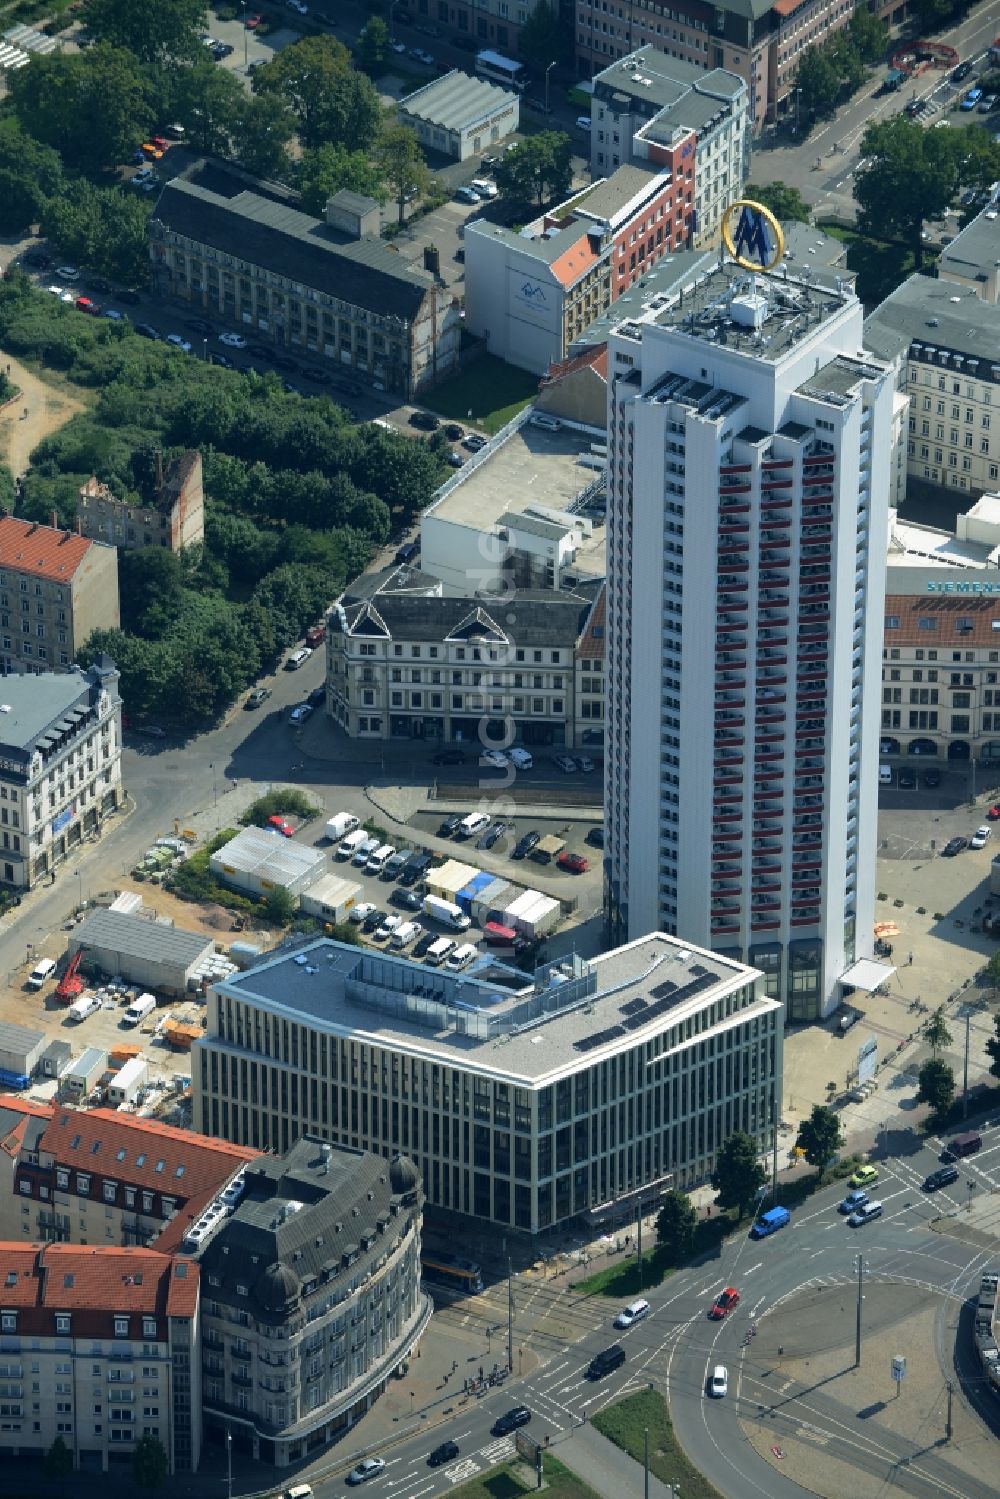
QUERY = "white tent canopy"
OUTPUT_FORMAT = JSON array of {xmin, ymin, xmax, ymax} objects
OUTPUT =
[{"xmin": 840, "ymin": 957, "xmax": 896, "ymax": 992}]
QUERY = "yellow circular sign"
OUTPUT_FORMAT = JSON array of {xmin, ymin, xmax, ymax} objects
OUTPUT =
[{"xmin": 721, "ymin": 199, "xmax": 785, "ymax": 272}]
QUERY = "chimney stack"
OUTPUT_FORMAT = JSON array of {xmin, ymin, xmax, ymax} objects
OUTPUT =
[{"xmin": 51, "ymin": 510, "xmax": 58, "ymax": 530}]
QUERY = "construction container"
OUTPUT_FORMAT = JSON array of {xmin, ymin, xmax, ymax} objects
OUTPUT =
[
  {"xmin": 108, "ymin": 1054, "xmax": 149, "ymax": 1106},
  {"xmin": 162, "ymin": 1019, "xmax": 203, "ymax": 1052}
]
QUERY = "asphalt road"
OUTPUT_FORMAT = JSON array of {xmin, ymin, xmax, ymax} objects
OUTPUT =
[{"xmin": 318, "ymin": 1121, "xmax": 1000, "ymax": 1499}]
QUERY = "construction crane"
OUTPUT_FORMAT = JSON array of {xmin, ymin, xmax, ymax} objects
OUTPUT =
[{"xmin": 54, "ymin": 951, "xmax": 85, "ymax": 1004}]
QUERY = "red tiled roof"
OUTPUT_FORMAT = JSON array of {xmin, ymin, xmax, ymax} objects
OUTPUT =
[
  {"xmin": 884, "ymin": 592, "xmax": 1000, "ymax": 647},
  {"xmin": 543, "ymin": 346, "xmax": 609, "ymax": 385},
  {"xmin": 0, "ymin": 1098, "xmax": 50, "ymax": 1158},
  {"xmin": 0, "ymin": 1244, "xmax": 198, "ymax": 1333},
  {"xmin": 0, "ymin": 516, "xmax": 94, "ymax": 581},
  {"xmin": 550, "ymin": 236, "xmax": 602, "ymax": 289},
  {"xmin": 39, "ymin": 1106, "xmax": 255, "ymax": 1198},
  {"xmin": 576, "ymin": 582, "xmax": 606, "ymax": 662}
]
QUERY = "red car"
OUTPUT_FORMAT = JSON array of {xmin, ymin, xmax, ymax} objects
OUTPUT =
[
  {"xmin": 557, "ymin": 851, "xmax": 589, "ymax": 874},
  {"xmin": 75, "ymin": 296, "xmax": 101, "ymax": 315},
  {"xmin": 708, "ymin": 1287, "xmax": 740, "ymax": 1320},
  {"xmin": 267, "ymin": 815, "xmax": 295, "ymax": 838},
  {"xmin": 988, "ymin": 805, "xmax": 1000, "ymax": 820},
  {"xmin": 305, "ymin": 622, "xmax": 327, "ymax": 646},
  {"xmin": 150, "ymin": 135, "xmax": 171, "ymax": 150},
  {"xmin": 246, "ymin": 11, "xmax": 264, "ymax": 26}
]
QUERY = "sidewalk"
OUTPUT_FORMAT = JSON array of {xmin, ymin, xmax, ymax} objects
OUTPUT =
[{"xmin": 555, "ymin": 1422, "xmax": 679, "ymax": 1499}]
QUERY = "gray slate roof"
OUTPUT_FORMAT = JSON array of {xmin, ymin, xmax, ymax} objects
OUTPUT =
[
  {"xmin": 196, "ymin": 1139, "xmax": 410, "ymax": 1320},
  {"xmin": 72, "ymin": 908, "xmax": 214, "ymax": 973},
  {"xmin": 337, "ymin": 590, "xmax": 594, "ymax": 647},
  {"xmin": 864, "ymin": 274, "xmax": 1000, "ymax": 374},
  {"xmin": 593, "ymin": 46, "xmax": 745, "ymax": 114},
  {"xmin": 153, "ymin": 162, "xmax": 435, "ymax": 323},
  {"xmin": 938, "ymin": 202, "xmax": 1000, "ymax": 287},
  {"xmin": 0, "ymin": 665, "xmax": 104, "ymax": 760},
  {"xmin": 399, "ymin": 68, "xmax": 517, "ymax": 130}
]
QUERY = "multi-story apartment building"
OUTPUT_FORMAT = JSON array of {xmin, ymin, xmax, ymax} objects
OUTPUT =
[
  {"xmin": 465, "ymin": 159, "xmax": 696, "ymax": 374},
  {"xmin": 191, "ymin": 1139, "xmax": 429, "ymax": 1466},
  {"xmin": 575, "ymin": 0, "xmax": 902, "ymax": 130},
  {"xmin": 0, "ymin": 1243, "xmax": 200, "ymax": 1473},
  {"xmin": 77, "ymin": 451, "xmax": 205, "ymax": 554},
  {"xmin": 150, "ymin": 162, "xmax": 461, "ymax": 399},
  {"xmin": 937, "ymin": 190, "xmax": 1000, "ymax": 305},
  {"xmin": 410, "ymin": 0, "xmax": 547, "ymax": 56},
  {"xmin": 604, "ymin": 258, "xmax": 893, "ymax": 1021},
  {"xmin": 327, "ymin": 571, "xmax": 598, "ymax": 747},
  {"xmin": 0, "ymin": 516, "xmax": 118, "ymax": 678},
  {"xmin": 880, "ymin": 493, "xmax": 1000, "ymax": 764},
  {"xmin": 574, "ymin": 582, "xmax": 606, "ymax": 749},
  {"xmin": 0, "ymin": 1100, "xmax": 255, "ymax": 1248},
  {"xmin": 865, "ymin": 271, "xmax": 1000, "ymax": 508},
  {"xmin": 193, "ymin": 932, "xmax": 782, "ymax": 1233},
  {"xmin": 587, "ymin": 48, "xmax": 748, "ymax": 240},
  {"xmin": 0, "ymin": 657, "xmax": 123, "ymax": 890}
]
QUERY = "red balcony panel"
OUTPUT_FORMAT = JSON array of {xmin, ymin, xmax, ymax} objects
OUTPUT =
[
  {"xmin": 762, "ymin": 459, "xmax": 793, "ymax": 470},
  {"xmin": 761, "ymin": 496, "xmax": 793, "ymax": 509},
  {"xmin": 791, "ymin": 917, "xmax": 820, "ymax": 928},
  {"xmin": 751, "ymin": 920, "xmax": 781, "ymax": 931},
  {"xmin": 712, "ymin": 831, "xmax": 743, "ymax": 842}
]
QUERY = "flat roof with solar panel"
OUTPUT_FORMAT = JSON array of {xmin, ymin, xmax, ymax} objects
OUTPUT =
[{"xmin": 210, "ymin": 930, "xmax": 776, "ymax": 1084}]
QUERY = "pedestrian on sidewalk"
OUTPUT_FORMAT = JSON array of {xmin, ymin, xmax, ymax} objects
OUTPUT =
[{"xmin": 908, "ymin": 950, "xmax": 913, "ymax": 966}]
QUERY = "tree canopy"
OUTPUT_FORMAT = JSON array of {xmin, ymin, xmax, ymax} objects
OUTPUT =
[
  {"xmin": 519, "ymin": 0, "xmax": 564, "ymax": 70},
  {"xmin": 794, "ymin": 8, "xmax": 887, "ymax": 126},
  {"xmin": 375, "ymin": 126, "xmax": 430, "ymax": 225},
  {"xmin": 495, "ymin": 131, "xmax": 573, "ymax": 208},
  {"xmin": 855, "ymin": 117, "xmax": 1000, "ymax": 265},
  {"xmin": 744, "ymin": 180, "xmax": 811, "ymax": 224},
  {"xmin": 86, "ymin": 0, "xmax": 207, "ymax": 64},
  {"xmin": 711, "ymin": 1131, "xmax": 766, "ymax": 1219},
  {"xmin": 916, "ymin": 1057, "xmax": 955, "ymax": 1122},
  {"xmin": 254, "ymin": 36, "xmax": 381, "ymax": 151},
  {"xmin": 654, "ymin": 1190, "xmax": 697, "ymax": 1262},
  {"xmin": 132, "ymin": 1433, "xmax": 169, "ymax": 1491},
  {"xmin": 298, "ymin": 144, "xmax": 386, "ymax": 215},
  {"xmin": 794, "ymin": 1105, "xmax": 843, "ymax": 1172},
  {"xmin": 9, "ymin": 45, "xmax": 153, "ymax": 174}
]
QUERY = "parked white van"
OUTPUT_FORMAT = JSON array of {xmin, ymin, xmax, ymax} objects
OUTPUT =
[
  {"xmin": 425, "ymin": 937, "xmax": 456, "ymax": 966},
  {"xmin": 68, "ymin": 994, "xmax": 101, "ymax": 1022},
  {"xmin": 390, "ymin": 920, "xmax": 422, "ymax": 948},
  {"xmin": 613, "ymin": 1298, "xmax": 650, "ymax": 1329},
  {"xmin": 445, "ymin": 942, "xmax": 478, "ymax": 970},
  {"xmin": 337, "ymin": 829, "xmax": 368, "ymax": 860},
  {"xmin": 27, "ymin": 957, "xmax": 57, "ymax": 989},
  {"xmin": 123, "ymin": 993, "xmax": 156, "ymax": 1026},
  {"xmin": 366, "ymin": 843, "xmax": 396, "ymax": 874},
  {"xmin": 286, "ymin": 647, "xmax": 312, "ymax": 670}
]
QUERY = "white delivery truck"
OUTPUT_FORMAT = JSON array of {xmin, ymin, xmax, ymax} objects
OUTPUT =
[
  {"xmin": 423, "ymin": 894, "xmax": 471, "ymax": 931},
  {"xmin": 325, "ymin": 812, "xmax": 360, "ymax": 841},
  {"xmin": 68, "ymin": 994, "xmax": 101, "ymax": 1022},
  {"xmin": 337, "ymin": 829, "xmax": 369, "ymax": 860},
  {"xmin": 123, "ymin": 993, "xmax": 156, "ymax": 1027}
]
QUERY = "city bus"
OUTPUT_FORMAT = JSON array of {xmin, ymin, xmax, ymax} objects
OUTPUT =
[
  {"xmin": 475, "ymin": 49, "xmax": 528, "ymax": 92},
  {"xmin": 420, "ymin": 1250, "xmax": 484, "ymax": 1294}
]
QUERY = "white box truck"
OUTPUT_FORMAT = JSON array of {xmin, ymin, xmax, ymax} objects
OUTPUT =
[
  {"xmin": 123, "ymin": 993, "xmax": 156, "ymax": 1027},
  {"xmin": 69, "ymin": 994, "xmax": 101, "ymax": 1022},
  {"xmin": 423, "ymin": 894, "xmax": 471, "ymax": 931},
  {"xmin": 325, "ymin": 812, "xmax": 360, "ymax": 841}
]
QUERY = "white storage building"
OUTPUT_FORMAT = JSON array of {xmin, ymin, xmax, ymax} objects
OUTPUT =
[
  {"xmin": 65, "ymin": 1046, "xmax": 107, "ymax": 1097},
  {"xmin": 68, "ymin": 908, "xmax": 216, "ymax": 997},
  {"xmin": 210, "ymin": 826, "xmax": 326, "ymax": 901},
  {"xmin": 0, "ymin": 1019, "xmax": 46, "ymax": 1082},
  {"xmin": 397, "ymin": 69, "xmax": 518, "ymax": 162},
  {"xmin": 108, "ymin": 1054, "xmax": 149, "ymax": 1107},
  {"xmin": 299, "ymin": 873, "xmax": 362, "ymax": 924}
]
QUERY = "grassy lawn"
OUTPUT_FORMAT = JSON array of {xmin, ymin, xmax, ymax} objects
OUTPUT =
[
  {"xmin": 424, "ymin": 355, "xmax": 538, "ymax": 434},
  {"xmin": 450, "ymin": 1454, "xmax": 601, "ymax": 1499},
  {"xmin": 815, "ymin": 222, "xmax": 939, "ymax": 308},
  {"xmin": 592, "ymin": 1389, "xmax": 722, "ymax": 1499},
  {"xmin": 574, "ymin": 1247, "xmax": 676, "ymax": 1299}
]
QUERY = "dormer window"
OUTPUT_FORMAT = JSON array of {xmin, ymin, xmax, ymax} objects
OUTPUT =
[{"xmin": 114, "ymin": 1317, "xmax": 128, "ymax": 1337}]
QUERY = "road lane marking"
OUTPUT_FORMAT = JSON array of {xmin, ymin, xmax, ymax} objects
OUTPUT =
[{"xmin": 744, "ymin": 1261, "xmax": 763, "ymax": 1275}]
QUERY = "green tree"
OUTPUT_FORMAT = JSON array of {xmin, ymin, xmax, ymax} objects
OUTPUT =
[
  {"xmin": 10, "ymin": 46, "xmax": 153, "ymax": 173},
  {"xmin": 264, "ymin": 884, "xmax": 297, "ymax": 925},
  {"xmin": 132, "ymin": 1433, "xmax": 169, "ymax": 1491},
  {"xmin": 518, "ymin": 0, "xmax": 563, "ymax": 70},
  {"xmin": 654, "ymin": 1189, "xmax": 697, "ymax": 1261},
  {"xmin": 357, "ymin": 16, "xmax": 389, "ymax": 73},
  {"xmin": 85, "ymin": 0, "xmax": 206, "ymax": 65},
  {"xmin": 744, "ymin": 180, "xmax": 811, "ymax": 224},
  {"xmin": 494, "ymin": 131, "xmax": 573, "ymax": 208},
  {"xmin": 988, "ymin": 951, "xmax": 1000, "ymax": 995},
  {"xmin": 254, "ymin": 36, "xmax": 380, "ymax": 151},
  {"xmin": 118, "ymin": 549, "xmax": 186, "ymax": 639},
  {"xmin": 234, "ymin": 94, "xmax": 296, "ymax": 180},
  {"xmin": 986, "ymin": 1011, "xmax": 1000, "ymax": 1077},
  {"xmin": 375, "ymin": 125, "xmax": 431, "ymax": 225},
  {"xmin": 167, "ymin": 59, "xmax": 243, "ymax": 157},
  {"xmin": 44, "ymin": 1436, "xmax": 73, "ymax": 1480},
  {"xmin": 794, "ymin": 1104, "xmax": 843, "ymax": 1172},
  {"xmin": 924, "ymin": 1012, "xmax": 953, "ymax": 1058},
  {"xmin": 41, "ymin": 182, "xmax": 151, "ymax": 286},
  {"xmin": 846, "ymin": 5, "xmax": 887, "ymax": 65},
  {"xmin": 795, "ymin": 44, "xmax": 842, "ymax": 122},
  {"xmin": 298, "ymin": 144, "xmax": 385, "ymax": 215},
  {"xmin": 855, "ymin": 117, "xmax": 959, "ymax": 266},
  {"xmin": 830, "ymin": 35, "xmax": 866, "ymax": 98},
  {"xmin": 711, "ymin": 1131, "xmax": 766, "ymax": 1220},
  {"xmin": 916, "ymin": 1057, "xmax": 955, "ymax": 1122}
]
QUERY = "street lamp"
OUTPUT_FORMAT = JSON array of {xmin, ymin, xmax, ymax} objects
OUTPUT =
[
  {"xmin": 240, "ymin": 2, "xmax": 248, "ymax": 71},
  {"xmin": 544, "ymin": 60, "xmax": 557, "ymax": 117}
]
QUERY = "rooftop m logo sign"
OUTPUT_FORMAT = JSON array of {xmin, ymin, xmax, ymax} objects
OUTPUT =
[{"xmin": 721, "ymin": 199, "xmax": 784, "ymax": 272}]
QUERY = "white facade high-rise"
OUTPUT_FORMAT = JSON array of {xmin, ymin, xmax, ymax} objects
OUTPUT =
[{"xmin": 604, "ymin": 263, "xmax": 894, "ymax": 1020}]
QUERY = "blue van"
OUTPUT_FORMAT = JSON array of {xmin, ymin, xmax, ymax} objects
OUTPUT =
[{"xmin": 751, "ymin": 1205, "xmax": 790, "ymax": 1239}]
